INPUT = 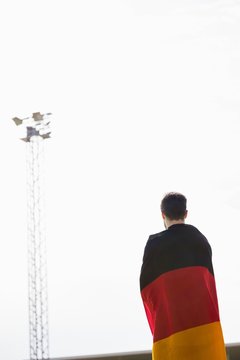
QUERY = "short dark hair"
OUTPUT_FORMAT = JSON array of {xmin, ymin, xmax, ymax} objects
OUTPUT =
[{"xmin": 161, "ymin": 192, "xmax": 187, "ymax": 220}]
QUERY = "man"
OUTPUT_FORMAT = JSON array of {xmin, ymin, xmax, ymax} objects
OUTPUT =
[{"xmin": 140, "ymin": 192, "xmax": 226, "ymax": 360}]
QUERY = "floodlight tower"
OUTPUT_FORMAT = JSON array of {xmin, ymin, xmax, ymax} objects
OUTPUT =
[{"xmin": 12, "ymin": 112, "xmax": 51, "ymax": 360}]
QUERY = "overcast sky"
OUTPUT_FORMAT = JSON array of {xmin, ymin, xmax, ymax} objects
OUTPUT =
[{"xmin": 1, "ymin": 1, "xmax": 240, "ymax": 359}]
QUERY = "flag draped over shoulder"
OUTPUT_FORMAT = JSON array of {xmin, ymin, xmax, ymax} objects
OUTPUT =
[{"xmin": 140, "ymin": 224, "xmax": 227, "ymax": 360}]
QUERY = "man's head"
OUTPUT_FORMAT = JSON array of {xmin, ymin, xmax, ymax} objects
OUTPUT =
[{"xmin": 161, "ymin": 192, "xmax": 188, "ymax": 229}]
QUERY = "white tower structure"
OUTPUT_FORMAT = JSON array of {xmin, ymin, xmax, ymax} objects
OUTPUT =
[{"xmin": 12, "ymin": 112, "xmax": 51, "ymax": 360}]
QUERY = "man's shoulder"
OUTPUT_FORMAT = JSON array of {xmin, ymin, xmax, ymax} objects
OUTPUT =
[
  {"xmin": 146, "ymin": 230, "xmax": 169, "ymax": 248},
  {"xmin": 149, "ymin": 229, "xmax": 168, "ymax": 240},
  {"xmin": 142, "ymin": 231, "xmax": 167, "ymax": 258},
  {"xmin": 147, "ymin": 224, "xmax": 209, "ymax": 246},
  {"xmin": 185, "ymin": 224, "xmax": 209, "ymax": 240},
  {"xmin": 149, "ymin": 224, "xmax": 199, "ymax": 238}
]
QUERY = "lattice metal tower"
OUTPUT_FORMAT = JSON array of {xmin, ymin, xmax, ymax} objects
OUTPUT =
[{"xmin": 12, "ymin": 112, "xmax": 51, "ymax": 360}]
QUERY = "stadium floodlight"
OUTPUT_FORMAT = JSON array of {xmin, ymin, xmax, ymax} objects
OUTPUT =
[
  {"xmin": 21, "ymin": 126, "xmax": 52, "ymax": 142},
  {"xmin": 32, "ymin": 112, "xmax": 44, "ymax": 122},
  {"xmin": 12, "ymin": 116, "xmax": 30, "ymax": 126},
  {"xmin": 11, "ymin": 112, "xmax": 51, "ymax": 360},
  {"xmin": 41, "ymin": 132, "xmax": 51, "ymax": 140},
  {"xmin": 12, "ymin": 117, "xmax": 23, "ymax": 126}
]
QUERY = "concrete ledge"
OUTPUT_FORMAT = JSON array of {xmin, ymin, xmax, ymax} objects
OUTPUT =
[
  {"xmin": 226, "ymin": 343, "xmax": 240, "ymax": 360},
  {"xmin": 48, "ymin": 344, "xmax": 240, "ymax": 360},
  {"xmin": 49, "ymin": 351, "xmax": 151, "ymax": 360}
]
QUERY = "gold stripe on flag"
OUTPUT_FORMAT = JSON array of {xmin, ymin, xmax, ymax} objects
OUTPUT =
[{"xmin": 153, "ymin": 321, "xmax": 226, "ymax": 360}]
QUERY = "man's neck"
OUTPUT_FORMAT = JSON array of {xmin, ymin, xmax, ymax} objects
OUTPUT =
[{"xmin": 166, "ymin": 219, "xmax": 185, "ymax": 229}]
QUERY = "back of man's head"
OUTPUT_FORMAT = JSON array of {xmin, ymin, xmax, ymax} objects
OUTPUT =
[{"xmin": 161, "ymin": 192, "xmax": 187, "ymax": 220}]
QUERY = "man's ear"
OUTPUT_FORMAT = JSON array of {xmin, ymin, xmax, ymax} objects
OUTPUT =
[
  {"xmin": 162, "ymin": 212, "xmax": 166, "ymax": 220},
  {"xmin": 184, "ymin": 210, "xmax": 188, "ymax": 219}
]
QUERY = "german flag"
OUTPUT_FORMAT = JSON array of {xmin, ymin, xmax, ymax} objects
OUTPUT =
[{"xmin": 140, "ymin": 224, "xmax": 227, "ymax": 360}]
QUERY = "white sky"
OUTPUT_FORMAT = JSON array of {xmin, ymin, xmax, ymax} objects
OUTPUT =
[{"xmin": 0, "ymin": 0, "xmax": 240, "ymax": 359}]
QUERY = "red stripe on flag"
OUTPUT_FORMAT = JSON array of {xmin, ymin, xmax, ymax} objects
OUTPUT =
[{"xmin": 141, "ymin": 266, "xmax": 220, "ymax": 342}]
